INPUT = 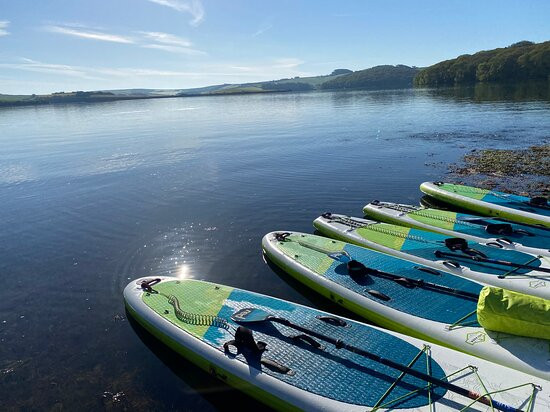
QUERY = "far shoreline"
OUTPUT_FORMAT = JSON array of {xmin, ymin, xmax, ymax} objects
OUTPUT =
[
  {"xmin": 2, "ymin": 87, "xmax": 408, "ymax": 109},
  {"xmin": 2, "ymin": 80, "xmax": 549, "ymax": 109},
  {"xmin": 0, "ymin": 88, "xmax": 316, "ymax": 108}
]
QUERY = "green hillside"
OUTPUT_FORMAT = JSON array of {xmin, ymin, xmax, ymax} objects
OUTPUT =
[
  {"xmin": 177, "ymin": 72, "xmax": 347, "ymax": 96},
  {"xmin": 415, "ymin": 41, "xmax": 550, "ymax": 86},
  {"xmin": 178, "ymin": 67, "xmax": 415, "ymax": 96},
  {"xmin": 321, "ymin": 65, "xmax": 420, "ymax": 90}
]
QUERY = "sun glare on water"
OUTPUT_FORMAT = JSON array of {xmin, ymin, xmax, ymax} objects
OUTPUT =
[{"xmin": 177, "ymin": 264, "xmax": 192, "ymax": 279}]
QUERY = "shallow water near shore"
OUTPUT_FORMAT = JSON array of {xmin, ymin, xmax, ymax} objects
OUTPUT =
[{"xmin": 1, "ymin": 86, "xmax": 549, "ymax": 410}]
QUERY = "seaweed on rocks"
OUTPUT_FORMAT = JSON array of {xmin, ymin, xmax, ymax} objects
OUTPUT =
[{"xmin": 448, "ymin": 144, "xmax": 550, "ymax": 196}]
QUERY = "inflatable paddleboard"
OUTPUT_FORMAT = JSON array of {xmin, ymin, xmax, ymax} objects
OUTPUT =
[
  {"xmin": 262, "ymin": 232, "xmax": 550, "ymax": 380},
  {"xmin": 420, "ymin": 182, "xmax": 550, "ymax": 228},
  {"xmin": 125, "ymin": 277, "xmax": 549, "ymax": 410},
  {"xmin": 313, "ymin": 213, "xmax": 550, "ymax": 299},
  {"xmin": 363, "ymin": 201, "xmax": 550, "ymax": 258}
]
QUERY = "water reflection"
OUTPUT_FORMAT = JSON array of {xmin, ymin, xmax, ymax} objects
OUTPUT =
[
  {"xmin": 1, "ymin": 87, "xmax": 550, "ymax": 410},
  {"xmin": 421, "ymin": 81, "xmax": 550, "ymax": 103},
  {"xmin": 177, "ymin": 264, "xmax": 192, "ymax": 279}
]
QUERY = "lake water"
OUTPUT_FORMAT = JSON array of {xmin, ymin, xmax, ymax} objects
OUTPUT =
[{"xmin": 1, "ymin": 87, "xmax": 549, "ymax": 410}]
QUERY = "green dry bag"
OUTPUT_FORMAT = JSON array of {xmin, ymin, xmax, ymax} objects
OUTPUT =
[{"xmin": 477, "ymin": 286, "xmax": 550, "ymax": 340}]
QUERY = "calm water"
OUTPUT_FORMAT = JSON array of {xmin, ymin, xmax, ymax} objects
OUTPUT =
[{"xmin": 1, "ymin": 87, "xmax": 549, "ymax": 410}]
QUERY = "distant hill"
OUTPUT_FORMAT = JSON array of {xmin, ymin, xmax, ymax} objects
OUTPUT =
[
  {"xmin": 414, "ymin": 40, "xmax": 550, "ymax": 86},
  {"xmin": 177, "ymin": 66, "xmax": 418, "ymax": 96},
  {"xmin": 177, "ymin": 72, "xmax": 349, "ymax": 96},
  {"xmin": 1, "ymin": 65, "xmax": 419, "ymax": 107},
  {"xmin": 321, "ymin": 65, "xmax": 420, "ymax": 90},
  {"xmin": 0, "ymin": 90, "xmax": 126, "ymax": 106}
]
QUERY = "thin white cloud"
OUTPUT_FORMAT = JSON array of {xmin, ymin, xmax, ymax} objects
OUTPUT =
[
  {"xmin": 0, "ymin": 58, "xmax": 101, "ymax": 80},
  {"xmin": 230, "ymin": 58, "xmax": 304, "ymax": 72},
  {"xmin": 3, "ymin": 57, "xmax": 308, "ymax": 80},
  {"xmin": 0, "ymin": 20, "xmax": 9, "ymax": 37},
  {"xmin": 273, "ymin": 58, "xmax": 304, "ymax": 69},
  {"xmin": 252, "ymin": 23, "xmax": 273, "ymax": 38},
  {"xmin": 226, "ymin": 59, "xmax": 309, "ymax": 78},
  {"xmin": 93, "ymin": 67, "xmax": 204, "ymax": 77},
  {"xmin": 45, "ymin": 25, "xmax": 134, "ymax": 43},
  {"xmin": 1, "ymin": 58, "xmax": 215, "ymax": 79},
  {"xmin": 142, "ymin": 44, "xmax": 206, "ymax": 55},
  {"xmin": 44, "ymin": 25, "xmax": 206, "ymax": 55},
  {"xmin": 147, "ymin": 0, "xmax": 205, "ymax": 26},
  {"xmin": 140, "ymin": 31, "xmax": 192, "ymax": 47},
  {"xmin": 138, "ymin": 31, "xmax": 205, "ymax": 55},
  {"xmin": 230, "ymin": 65, "xmax": 257, "ymax": 72}
]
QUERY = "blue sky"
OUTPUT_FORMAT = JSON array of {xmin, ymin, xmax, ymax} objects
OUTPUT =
[{"xmin": 1, "ymin": 0, "xmax": 549, "ymax": 94}]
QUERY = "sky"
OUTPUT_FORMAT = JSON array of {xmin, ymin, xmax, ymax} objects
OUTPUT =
[{"xmin": 1, "ymin": 0, "xmax": 549, "ymax": 94}]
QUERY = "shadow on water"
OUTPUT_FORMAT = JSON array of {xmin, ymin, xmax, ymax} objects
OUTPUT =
[
  {"xmin": 125, "ymin": 312, "xmax": 272, "ymax": 411},
  {"xmin": 418, "ymin": 195, "xmax": 477, "ymax": 212}
]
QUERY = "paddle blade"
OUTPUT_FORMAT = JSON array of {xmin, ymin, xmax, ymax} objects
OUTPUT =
[{"xmin": 231, "ymin": 307, "xmax": 271, "ymax": 323}]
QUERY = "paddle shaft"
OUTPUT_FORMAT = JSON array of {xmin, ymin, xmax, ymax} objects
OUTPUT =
[
  {"xmin": 268, "ymin": 316, "xmax": 520, "ymax": 412},
  {"xmin": 366, "ymin": 268, "xmax": 479, "ymax": 301},
  {"xmin": 435, "ymin": 250, "xmax": 550, "ymax": 274},
  {"xmin": 290, "ymin": 237, "xmax": 479, "ymax": 300}
]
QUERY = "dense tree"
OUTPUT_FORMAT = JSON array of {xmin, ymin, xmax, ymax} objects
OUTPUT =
[
  {"xmin": 415, "ymin": 41, "xmax": 550, "ymax": 86},
  {"xmin": 330, "ymin": 69, "xmax": 353, "ymax": 75},
  {"xmin": 260, "ymin": 82, "xmax": 314, "ymax": 91}
]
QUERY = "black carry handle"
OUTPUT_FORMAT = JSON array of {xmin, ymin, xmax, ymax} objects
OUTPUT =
[
  {"xmin": 444, "ymin": 238, "xmax": 487, "ymax": 258},
  {"xmin": 485, "ymin": 223, "xmax": 514, "ymax": 236},
  {"xmin": 529, "ymin": 196, "xmax": 549, "ymax": 209}
]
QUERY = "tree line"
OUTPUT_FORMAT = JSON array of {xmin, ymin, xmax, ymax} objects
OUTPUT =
[{"xmin": 414, "ymin": 41, "xmax": 550, "ymax": 86}]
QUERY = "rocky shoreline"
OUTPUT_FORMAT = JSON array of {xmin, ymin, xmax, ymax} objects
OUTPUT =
[{"xmin": 449, "ymin": 143, "xmax": 550, "ymax": 196}]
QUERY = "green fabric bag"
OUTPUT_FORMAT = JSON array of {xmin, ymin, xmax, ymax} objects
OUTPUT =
[{"xmin": 477, "ymin": 286, "xmax": 550, "ymax": 340}]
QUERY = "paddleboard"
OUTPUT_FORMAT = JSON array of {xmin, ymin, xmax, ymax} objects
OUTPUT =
[
  {"xmin": 363, "ymin": 200, "xmax": 550, "ymax": 257},
  {"xmin": 313, "ymin": 213, "xmax": 550, "ymax": 299},
  {"xmin": 262, "ymin": 232, "xmax": 550, "ymax": 380},
  {"xmin": 125, "ymin": 276, "xmax": 549, "ymax": 410},
  {"xmin": 420, "ymin": 182, "xmax": 550, "ymax": 228}
]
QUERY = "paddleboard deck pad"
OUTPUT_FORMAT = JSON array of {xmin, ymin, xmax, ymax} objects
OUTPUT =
[
  {"xmin": 262, "ymin": 231, "xmax": 550, "ymax": 380},
  {"xmin": 420, "ymin": 182, "xmax": 550, "ymax": 228},
  {"xmin": 313, "ymin": 213, "xmax": 550, "ymax": 299},
  {"xmin": 363, "ymin": 200, "xmax": 550, "ymax": 257},
  {"xmin": 125, "ymin": 277, "xmax": 549, "ymax": 411}
]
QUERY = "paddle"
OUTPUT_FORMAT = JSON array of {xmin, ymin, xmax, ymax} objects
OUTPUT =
[
  {"xmin": 434, "ymin": 250, "xmax": 550, "ymax": 274},
  {"xmin": 281, "ymin": 235, "xmax": 478, "ymax": 300},
  {"xmin": 231, "ymin": 307, "xmax": 520, "ymax": 412},
  {"xmin": 346, "ymin": 260, "xmax": 479, "ymax": 301}
]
